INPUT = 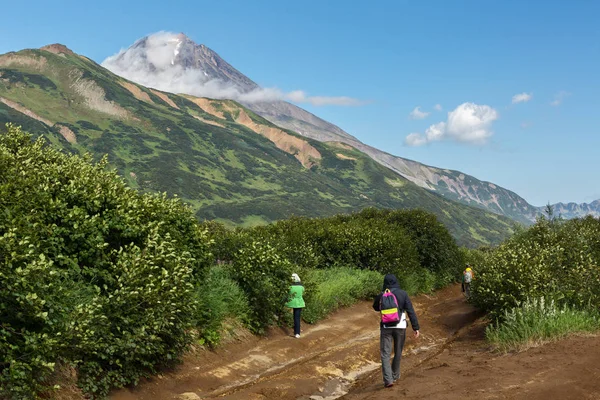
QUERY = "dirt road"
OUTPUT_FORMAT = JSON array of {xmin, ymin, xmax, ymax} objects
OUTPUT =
[{"xmin": 111, "ymin": 285, "xmax": 600, "ymax": 400}]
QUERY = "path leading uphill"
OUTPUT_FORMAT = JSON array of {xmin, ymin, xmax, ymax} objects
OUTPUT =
[{"xmin": 111, "ymin": 285, "xmax": 600, "ymax": 400}]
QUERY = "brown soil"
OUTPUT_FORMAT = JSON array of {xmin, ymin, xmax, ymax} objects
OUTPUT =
[
  {"xmin": 193, "ymin": 115, "xmax": 225, "ymax": 128},
  {"xmin": 110, "ymin": 285, "xmax": 600, "ymax": 400},
  {"xmin": 234, "ymin": 109, "xmax": 321, "ymax": 169},
  {"xmin": 336, "ymin": 153, "xmax": 356, "ymax": 161},
  {"xmin": 150, "ymin": 89, "xmax": 180, "ymax": 109},
  {"xmin": 120, "ymin": 82, "xmax": 154, "ymax": 104},
  {"xmin": 184, "ymin": 96, "xmax": 321, "ymax": 168},
  {"xmin": 56, "ymin": 124, "xmax": 77, "ymax": 144},
  {"xmin": 186, "ymin": 97, "xmax": 224, "ymax": 119},
  {"xmin": 326, "ymin": 142, "xmax": 355, "ymax": 151},
  {"xmin": 0, "ymin": 96, "xmax": 53, "ymax": 126},
  {"xmin": 40, "ymin": 44, "xmax": 74, "ymax": 56}
]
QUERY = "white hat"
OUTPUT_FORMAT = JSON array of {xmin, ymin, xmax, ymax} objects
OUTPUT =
[{"xmin": 291, "ymin": 273, "xmax": 300, "ymax": 282}]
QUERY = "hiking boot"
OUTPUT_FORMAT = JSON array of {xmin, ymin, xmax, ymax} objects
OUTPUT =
[
  {"xmin": 384, "ymin": 382, "xmax": 394, "ymax": 388},
  {"xmin": 295, "ymin": 334, "xmax": 300, "ymax": 338}
]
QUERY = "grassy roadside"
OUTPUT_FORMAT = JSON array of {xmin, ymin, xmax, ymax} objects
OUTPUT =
[{"xmin": 485, "ymin": 297, "xmax": 600, "ymax": 352}]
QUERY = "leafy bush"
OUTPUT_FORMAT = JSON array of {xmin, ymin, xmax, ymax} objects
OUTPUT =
[
  {"xmin": 377, "ymin": 208, "xmax": 463, "ymax": 287},
  {"xmin": 229, "ymin": 240, "xmax": 292, "ymax": 333},
  {"xmin": 193, "ymin": 265, "xmax": 250, "ymax": 347},
  {"xmin": 472, "ymin": 216, "xmax": 600, "ymax": 318},
  {"xmin": 486, "ymin": 297, "xmax": 600, "ymax": 352},
  {"xmin": 243, "ymin": 213, "xmax": 421, "ymax": 277},
  {"xmin": 302, "ymin": 267, "xmax": 382, "ymax": 323},
  {"xmin": 0, "ymin": 125, "xmax": 211, "ymax": 398}
]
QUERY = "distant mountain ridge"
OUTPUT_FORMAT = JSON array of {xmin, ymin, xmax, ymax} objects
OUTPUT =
[
  {"xmin": 543, "ymin": 200, "xmax": 600, "ymax": 219},
  {"xmin": 102, "ymin": 33, "xmax": 585, "ymax": 224}
]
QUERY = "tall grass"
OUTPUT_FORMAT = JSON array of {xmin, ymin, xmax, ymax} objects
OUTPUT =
[
  {"xmin": 486, "ymin": 297, "xmax": 600, "ymax": 352},
  {"xmin": 397, "ymin": 267, "xmax": 439, "ymax": 295},
  {"xmin": 193, "ymin": 265, "xmax": 251, "ymax": 347},
  {"xmin": 302, "ymin": 267, "xmax": 383, "ymax": 323}
]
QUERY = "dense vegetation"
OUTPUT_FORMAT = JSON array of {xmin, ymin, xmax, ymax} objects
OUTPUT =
[
  {"xmin": 470, "ymin": 215, "xmax": 600, "ymax": 350},
  {"xmin": 0, "ymin": 125, "xmax": 212, "ymax": 398},
  {"xmin": 0, "ymin": 47, "xmax": 516, "ymax": 247},
  {"xmin": 1, "ymin": 125, "xmax": 466, "ymax": 399}
]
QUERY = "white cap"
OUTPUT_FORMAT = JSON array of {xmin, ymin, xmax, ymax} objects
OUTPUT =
[{"xmin": 291, "ymin": 273, "xmax": 300, "ymax": 282}]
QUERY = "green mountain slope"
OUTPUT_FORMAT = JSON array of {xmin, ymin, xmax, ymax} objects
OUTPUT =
[{"xmin": 0, "ymin": 45, "xmax": 516, "ymax": 246}]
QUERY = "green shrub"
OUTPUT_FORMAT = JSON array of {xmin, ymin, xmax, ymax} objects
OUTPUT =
[
  {"xmin": 472, "ymin": 216, "xmax": 600, "ymax": 318},
  {"xmin": 0, "ymin": 125, "xmax": 211, "ymax": 398},
  {"xmin": 396, "ymin": 267, "xmax": 437, "ymax": 295},
  {"xmin": 229, "ymin": 240, "xmax": 292, "ymax": 333},
  {"xmin": 246, "ymin": 214, "xmax": 421, "ymax": 276},
  {"xmin": 486, "ymin": 297, "xmax": 600, "ymax": 352},
  {"xmin": 194, "ymin": 265, "xmax": 250, "ymax": 347},
  {"xmin": 73, "ymin": 229, "xmax": 196, "ymax": 396},
  {"xmin": 381, "ymin": 209, "xmax": 463, "ymax": 287},
  {"xmin": 302, "ymin": 267, "xmax": 382, "ymax": 323}
]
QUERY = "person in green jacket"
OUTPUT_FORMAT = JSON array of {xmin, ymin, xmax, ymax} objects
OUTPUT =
[{"xmin": 285, "ymin": 273, "xmax": 305, "ymax": 338}]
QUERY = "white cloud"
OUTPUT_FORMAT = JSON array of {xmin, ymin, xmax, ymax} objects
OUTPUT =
[
  {"xmin": 404, "ymin": 133, "xmax": 428, "ymax": 146},
  {"xmin": 287, "ymin": 90, "xmax": 365, "ymax": 106},
  {"xmin": 434, "ymin": 104, "xmax": 443, "ymax": 111},
  {"xmin": 102, "ymin": 31, "xmax": 363, "ymax": 106},
  {"xmin": 409, "ymin": 106, "xmax": 430, "ymax": 120},
  {"xmin": 512, "ymin": 92, "xmax": 533, "ymax": 104},
  {"xmin": 404, "ymin": 102, "xmax": 499, "ymax": 147},
  {"xmin": 425, "ymin": 122, "xmax": 446, "ymax": 142},
  {"xmin": 550, "ymin": 91, "xmax": 571, "ymax": 106}
]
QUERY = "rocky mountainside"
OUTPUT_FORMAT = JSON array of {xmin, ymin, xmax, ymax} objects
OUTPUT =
[
  {"xmin": 0, "ymin": 44, "xmax": 518, "ymax": 246},
  {"xmin": 101, "ymin": 33, "xmax": 546, "ymax": 224},
  {"xmin": 543, "ymin": 200, "xmax": 600, "ymax": 219}
]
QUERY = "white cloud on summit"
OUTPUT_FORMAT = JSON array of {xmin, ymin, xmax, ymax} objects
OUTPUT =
[
  {"xmin": 409, "ymin": 106, "xmax": 430, "ymax": 120},
  {"xmin": 404, "ymin": 102, "xmax": 499, "ymax": 146},
  {"xmin": 512, "ymin": 92, "xmax": 532, "ymax": 104},
  {"xmin": 102, "ymin": 31, "xmax": 363, "ymax": 106}
]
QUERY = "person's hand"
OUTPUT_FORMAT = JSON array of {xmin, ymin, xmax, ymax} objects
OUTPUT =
[{"xmin": 414, "ymin": 330, "xmax": 420, "ymax": 339}]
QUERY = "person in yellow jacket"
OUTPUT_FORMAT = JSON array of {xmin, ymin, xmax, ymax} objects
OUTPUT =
[
  {"xmin": 462, "ymin": 265, "xmax": 474, "ymax": 298},
  {"xmin": 285, "ymin": 273, "xmax": 305, "ymax": 338}
]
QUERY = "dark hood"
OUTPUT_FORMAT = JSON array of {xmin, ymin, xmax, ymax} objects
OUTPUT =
[{"xmin": 382, "ymin": 274, "xmax": 400, "ymax": 290}]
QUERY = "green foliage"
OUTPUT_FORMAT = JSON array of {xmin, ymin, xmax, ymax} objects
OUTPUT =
[
  {"xmin": 229, "ymin": 241, "xmax": 293, "ymax": 333},
  {"xmin": 351, "ymin": 208, "xmax": 464, "ymax": 287},
  {"xmin": 302, "ymin": 268, "xmax": 382, "ymax": 323},
  {"xmin": 486, "ymin": 297, "xmax": 600, "ymax": 352},
  {"xmin": 472, "ymin": 216, "xmax": 600, "ymax": 319},
  {"xmin": 243, "ymin": 212, "xmax": 421, "ymax": 278},
  {"xmin": 193, "ymin": 265, "xmax": 250, "ymax": 347},
  {"xmin": 384, "ymin": 209, "xmax": 463, "ymax": 285},
  {"xmin": 0, "ymin": 125, "xmax": 211, "ymax": 398},
  {"xmin": 396, "ymin": 267, "xmax": 438, "ymax": 295}
]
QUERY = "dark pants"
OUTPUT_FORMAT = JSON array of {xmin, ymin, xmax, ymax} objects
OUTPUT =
[
  {"xmin": 380, "ymin": 328, "xmax": 406, "ymax": 385},
  {"xmin": 464, "ymin": 283, "xmax": 471, "ymax": 298},
  {"xmin": 293, "ymin": 308, "xmax": 302, "ymax": 335}
]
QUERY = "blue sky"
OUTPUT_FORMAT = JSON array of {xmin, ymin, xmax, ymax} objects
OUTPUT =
[{"xmin": 1, "ymin": 0, "xmax": 599, "ymax": 205}]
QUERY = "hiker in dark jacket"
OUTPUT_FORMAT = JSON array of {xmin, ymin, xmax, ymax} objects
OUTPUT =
[{"xmin": 372, "ymin": 274, "xmax": 420, "ymax": 388}]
